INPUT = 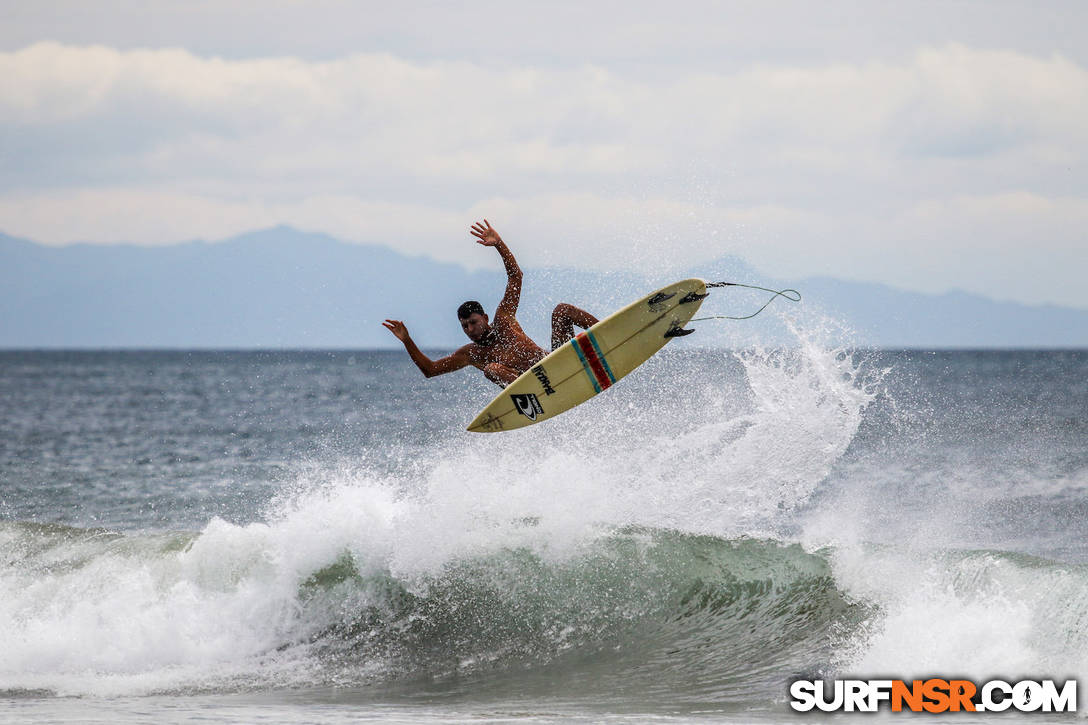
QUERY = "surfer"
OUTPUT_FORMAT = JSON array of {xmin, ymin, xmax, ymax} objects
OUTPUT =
[{"xmin": 383, "ymin": 220, "xmax": 598, "ymax": 387}]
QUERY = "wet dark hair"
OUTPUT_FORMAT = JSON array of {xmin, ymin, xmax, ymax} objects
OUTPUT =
[{"xmin": 457, "ymin": 300, "xmax": 485, "ymax": 320}]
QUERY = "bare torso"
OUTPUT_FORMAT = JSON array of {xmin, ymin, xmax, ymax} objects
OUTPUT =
[{"xmin": 463, "ymin": 313, "xmax": 546, "ymax": 374}]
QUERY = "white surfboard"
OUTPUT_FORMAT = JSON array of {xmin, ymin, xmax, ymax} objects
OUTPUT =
[{"xmin": 466, "ymin": 278, "xmax": 708, "ymax": 432}]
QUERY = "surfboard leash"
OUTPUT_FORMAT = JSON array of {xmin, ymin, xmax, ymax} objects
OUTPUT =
[{"xmin": 691, "ymin": 282, "xmax": 802, "ymax": 321}]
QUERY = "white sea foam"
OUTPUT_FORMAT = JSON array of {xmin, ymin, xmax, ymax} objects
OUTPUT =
[{"xmin": 826, "ymin": 543, "xmax": 1088, "ymax": 681}]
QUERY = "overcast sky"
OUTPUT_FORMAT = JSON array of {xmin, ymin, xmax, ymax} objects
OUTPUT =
[{"xmin": 2, "ymin": 1, "xmax": 1086, "ymax": 307}]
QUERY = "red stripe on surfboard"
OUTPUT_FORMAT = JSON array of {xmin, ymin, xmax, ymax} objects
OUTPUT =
[{"xmin": 575, "ymin": 332, "xmax": 612, "ymax": 391}]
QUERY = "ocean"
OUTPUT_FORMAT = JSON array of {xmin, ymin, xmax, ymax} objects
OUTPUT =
[{"xmin": 1, "ymin": 330, "xmax": 1086, "ymax": 722}]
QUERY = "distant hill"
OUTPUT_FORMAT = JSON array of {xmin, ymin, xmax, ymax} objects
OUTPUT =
[{"xmin": 2, "ymin": 227, "xmax": 1085, "ymax": 348}]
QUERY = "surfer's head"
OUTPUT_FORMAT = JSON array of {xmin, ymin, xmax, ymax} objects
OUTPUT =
[{"xmin": 457, "ymin": 300, "xmax": 492, "ymax": 343}]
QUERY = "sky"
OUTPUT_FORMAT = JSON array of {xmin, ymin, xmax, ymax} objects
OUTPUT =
[{"xmin": 2, "ymin": 1, "xmax": 1087, "ymax": 308}]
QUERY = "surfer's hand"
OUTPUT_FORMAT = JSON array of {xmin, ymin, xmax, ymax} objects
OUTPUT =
[
  {"xmin": 382, "ymin": 319, "xmax": 410, "ymax": 342},
  {"xmin": 470, "ymin": 219, "xmax": 503, "ymax": 247}
]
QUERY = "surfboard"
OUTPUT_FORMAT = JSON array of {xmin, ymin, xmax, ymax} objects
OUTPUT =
[{"xmin": 466, "ymin": 278, "xmax": 709, "ymax": 432}]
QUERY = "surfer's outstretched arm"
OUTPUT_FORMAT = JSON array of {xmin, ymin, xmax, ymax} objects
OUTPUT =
[
  {"xmin": 382, "ymin": 320, "xmax": 470, "ymax": 378},
  {"xmin": 470, "ymin": 219, "xmax": 521, "ymax": 320}
]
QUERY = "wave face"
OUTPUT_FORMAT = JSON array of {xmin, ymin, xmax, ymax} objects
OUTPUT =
[
  {"xmin": 0, "ymin": 521, "xmax": 856, "ymax": 702},
  {"xmin": 5, "ymin": 522, "xmax": 1087, "ymax": 704}
]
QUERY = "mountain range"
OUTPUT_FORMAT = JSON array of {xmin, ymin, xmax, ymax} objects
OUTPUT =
[{"xmin": 2, "ymin": 227, "xmax": 1085, "ymax": 348}]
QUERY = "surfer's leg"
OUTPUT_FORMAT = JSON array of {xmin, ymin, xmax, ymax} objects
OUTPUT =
[
  {"xmin": 551, "ymin": 303, "xmax": 599, "ymax": 350},
  {"xmin": 483, "ymin": 362, "xmax": 520, "ymax": 387}
]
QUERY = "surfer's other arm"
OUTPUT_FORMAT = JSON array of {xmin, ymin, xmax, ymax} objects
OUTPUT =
[
  {"xmin": 382, "ymin": 319, "xmax": 470, "ymax": 378},
  {"xmin": 470, "ymin": 219, "xmax": 521, "ymax": 319}
]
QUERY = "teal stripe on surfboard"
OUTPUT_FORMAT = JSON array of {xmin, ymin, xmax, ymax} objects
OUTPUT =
[
  {"xmin": 585, "ymin": 330, "xmax": 616, "ymax": 383},
  {"xmin": 571, "ymin": 337, "xmax": 602, "ymax": 393}
]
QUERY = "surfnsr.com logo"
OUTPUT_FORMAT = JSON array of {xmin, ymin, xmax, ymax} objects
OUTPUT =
[{"xmin": 790, "ymin": 679, "xmax": 1077, "ymax": 713}]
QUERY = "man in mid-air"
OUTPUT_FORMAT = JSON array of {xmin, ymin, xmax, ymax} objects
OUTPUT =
[{"xmin": 383, "ymin": 220, "xmax": 598, "ymax": 387}]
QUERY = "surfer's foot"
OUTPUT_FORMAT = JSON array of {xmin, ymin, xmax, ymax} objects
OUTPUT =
[{"xmin": 551, "ymin": 303, "xmax": 598, "ymax": 350}]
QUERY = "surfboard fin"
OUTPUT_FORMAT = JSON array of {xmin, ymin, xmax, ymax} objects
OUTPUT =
[
  {"xmin": 664, "ymin": 324, "xmax": 695, "ymax": 338},
  {"xmin": 646, "ymin": 291, "xmax": 677, "ymax": 307}
]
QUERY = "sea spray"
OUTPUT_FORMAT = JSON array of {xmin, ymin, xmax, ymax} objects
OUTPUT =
[
  {"xmin": 796, "ymin": 347, "xmax": 1088, "ymax": 686},
  {"xmin": 827, "ymin": 545, "xmax": 1088, "ymax": 681}
]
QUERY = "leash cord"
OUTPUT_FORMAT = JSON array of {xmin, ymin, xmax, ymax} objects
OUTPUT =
[{"xmin": 691, "ymin": 282, "xmax": 802, "ymax": 321}]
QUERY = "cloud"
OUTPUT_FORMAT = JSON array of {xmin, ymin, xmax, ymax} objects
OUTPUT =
[
  {"xmin": 0, "ymin": 42, "xmax": 1086, "ymax": 306},
  {"xmin": 3, "ymin": 42, "xmax": 1085, "ymax": 186}
]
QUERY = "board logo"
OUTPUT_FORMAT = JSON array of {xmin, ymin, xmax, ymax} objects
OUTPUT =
[
  {"xmin": 531, "ymin": 364, "xmax": 556, "ymax": 395},
  {"xmin": 511, "ymin": 393, "xmax": 544, "ymax": 420}
]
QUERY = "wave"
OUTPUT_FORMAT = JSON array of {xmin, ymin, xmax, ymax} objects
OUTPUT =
[
  {"xmin": 0, "ymin": 519, "xmax": 859, "ymax": 702},
  {"xmin": 4, "ymin": 516, "xmax": 1087, "ymax": 704},
  {"xmin": 8, "ymin": 317, "xmax": 1080, "ymax": 705}
]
